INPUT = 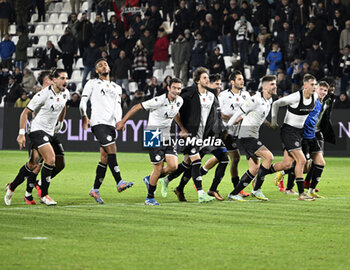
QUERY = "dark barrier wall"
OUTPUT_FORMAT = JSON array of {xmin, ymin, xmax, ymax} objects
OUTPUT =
[{"xmin": 1, "ymin": 108, "xmax": 350, "ymax": 156}]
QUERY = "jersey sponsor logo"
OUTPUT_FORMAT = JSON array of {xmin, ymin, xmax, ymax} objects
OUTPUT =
[{"xmin": 143, "ymin": 129, "xmax": 161, "ymax": 147}]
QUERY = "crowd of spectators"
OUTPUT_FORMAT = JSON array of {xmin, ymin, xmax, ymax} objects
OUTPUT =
[{"xmin": 1, "ymin": 0, "xmax": 350, "ymax": 109}]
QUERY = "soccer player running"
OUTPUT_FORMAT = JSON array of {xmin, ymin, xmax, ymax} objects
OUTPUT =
[
  {"xmin": 80, "ymin": 58, "xmax": 133, "ymax": 204},
  {"xmin": 117, "ymin": 78, "xmax": 185, "ymax": 205},
  {"xmin": 158, "ymin": 67, "xmax": 218, "ymax": 203},
  {"xmin": 201, "ymin": 70, "xmax": 251, "ymax": 198},
  {"xmin": 276, "ymin": 81, "xmax": 329, "ymax": 198},
  {"xmin": 5, "ymin": 69, "xmax": 70, "ymax": 206},
  {"xmin": 269, "ymin": 74, "xmax": 318, "ymax": 201},
  {"xmin": 226, "ymin": 75, "xmax": 277, "ymax": 201}
]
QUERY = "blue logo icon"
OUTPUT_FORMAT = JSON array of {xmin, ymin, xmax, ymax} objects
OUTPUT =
[{"xmin": 143, "ymin": 129, "xmax": 161, "ymax": 147}]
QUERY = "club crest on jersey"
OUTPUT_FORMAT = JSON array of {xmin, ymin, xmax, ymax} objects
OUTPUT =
[
  {"xmin": 101, "ymin": 89, "xmax": 106, "ymax": 95},
  {"xmin": 50, "ymin": 105, "xmax": 54, "ymax": 111},
  {"xmin": 230, "ymin": 104, "xmax": 234, "ymax": 110},
  {"xmin": 177, "ymin": 102, "xmax": 181, "ymax": 107},
  {"xmin": 63, "ymin": 94, "xmax": 67, "ymax": 99}
]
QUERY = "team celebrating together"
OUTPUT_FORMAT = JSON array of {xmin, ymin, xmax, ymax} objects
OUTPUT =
[{"xmin": 4, "ymin": 58, "xmax": 334, "ymax": 206}]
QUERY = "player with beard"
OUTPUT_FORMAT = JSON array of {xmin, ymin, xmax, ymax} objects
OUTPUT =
[
  {"xmin": 80, "ymin": 58, "xmax": 133, "ymax": 204},
  {"xmin": 5, "ymin": 69, "xmax": 70, "ymax": 206}
]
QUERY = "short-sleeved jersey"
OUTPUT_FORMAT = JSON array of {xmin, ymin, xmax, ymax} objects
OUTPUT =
[
  {"xmin": 197, "ymin": 90, "xmax": 215, "ymax": 139},
  {"xmin": 80, "ymin": 79, "xmax": 122, "ymax": 127},
  {"xmin": 141, "ymin": 93, "xmax": 183, "ymax": 139},
  {"xmin": 303, "ymin": 99, "xmax": 322, "ymax": 139},
  {"xmin": 218, "ymin": 89, "xmax": 250, "ymax": 136},
  {"xmin": 27, "ymin": 86, "xmax": 70, "ymax": 136},
  {"xmin": 238, "ymin": 92, "xmax": 272, "ymax": 139}
]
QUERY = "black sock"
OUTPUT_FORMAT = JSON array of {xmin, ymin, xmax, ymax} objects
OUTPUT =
[
  {"xmin": 93, "ymin": 162, "xmax": 107, "ymax": 189},
  {"xmin": 107, "ymin": 154, "xmax": 122, "ymax": 184},
  {"xmin": 177, "ymin": 168, "xmax": 192, "ymax": 192},
  {"xmin": 10, "ymin": 164, "xmax": 32, "ymax": 191},
  {"xmin": 159, "ymin": 172, "xmax": 166, "ymax": 178},
  {"xmin": 26, "ymin": 172, "xmax": 38, "ymax": 193},
  {"xmin": 210, "ymin": 160, "xmax": 228, "ymax": 192},
  {"xmin": 200, "ymin": 167, "xmax": 208, "ymax": 176},
  {"xmin": 231, "ymin": 170, "xmax": 254, "ymax": 195},
  {"xmin": 295, "ymin": 177, "xmax": 304, "ymax": 194},
  {"xmin": 305, "ymin": 162, "xmax": 315, "ymax": 184},
  {"xmin": 40, "ymin": 163, "xmax": 54, "ymax": 197},
  {"xmin": 147, "ymin": 184, "xmax": 157, "ymax": 198},
  {"xmin": 310, "ymin": 164, "xmax": 324, "ymax": 189},
  {"xmin": 191, "ymin": 159, "xmax": 202, "ymax": 191},
  {"xmin": 253, "ymin": 164, "xmax": 270, "ymax": 191},
  {"xmin": 168, "ymin": 161, "xmax": 190, "ymax": 182},
  {"xmin": 268, "ymin": 164, "xmax": 276, "ymax": 174},
  {"xmin": 231, "ymin": 176, "xmax": 240, "ymax": 188},
  {"xmin": 287, "ymin": 171, "xmax": 296, "ymax": 190},
  {"xmin": 51, "ymin": 167, "xmax": 62, "ymax": 179}
]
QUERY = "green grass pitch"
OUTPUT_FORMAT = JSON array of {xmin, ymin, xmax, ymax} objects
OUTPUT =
[{"xmin": 1, "ymin": 150, "xmax": 350, "ymax": 270}]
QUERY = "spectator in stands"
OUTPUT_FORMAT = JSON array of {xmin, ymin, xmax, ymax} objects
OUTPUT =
[
  {"xmin": 14, "ymin": 91, "xmax": 30, "ymax": 108},
  {"xmin": 338, "ymin": 45, "xmax": 350, "ymax": 94},
  {"xmin": 14, "ymin": 27, "xmax": 29, "ymax": 73},
  {"xmin": 109, "ymin": 40, "xmax": 121, "ymax": 63},
  {"xmin": 118, "ymin": 26, "xmax": 138, "ymax": 59},
  {"xmin": 101, "ymin": 50, "xmax": 113, "ymax": 69},
  {"xmin": 76, "ymin": 12, "xmax": 93, "ymax": 57},
  {"xmin": 334, "ymin": 93, "xmax": 350, "ymax": 109},
  {"xmin": 93, "ymin": 14, "xmax": 107, "ymax": 50},
  {"xmin": 21, "ymin": 68, "xmax": 36, "ymax": 93},
  {"xmin": 13, "ymin": 67, "xmax": 22, "ymax": 84},
  {"xmin": 292, "ymin": 0, "xmax": 308, "ymax": 38},
  {"xmin": 153, "ymin": 28, "xmax": 169, "ymax": 75},
  {"xmin": 15, "ymin": 0, "xmax": 31, "ymax": 30},
  {"xmin": 66, "ymin": 92, "xmax": 80, "ymax": 108},
  {"xmin": 131, "ymin": 14, "xmax": 143, "ymax": 38},
  {"xmin": 184, "ymin": 29, "xmax": 194, "ymax": 47},
  {"xmin": 170, "ymin": 10, "xmax": 186, "ymax": 42},
  {"xmin": 201, "ymin": 13, "xmax": 219, "ymax": 54},
  {"xmin": 70, "ymin": 0, "xmax": 80, "ymax": 14},
  {"xmin": 276, "ymin": 71, "xmax": 292, "ymax": 97},
  {"xmin": 330, "ymin": 0, "xmax": 348, "ymax": 21},
  {"xmin": 283, "ymin": 32, "xmax": 301, "ymax": 69},
  {"xmin": 234, "ymin": 15, "xmax": 253, "ymax": 65},
  {"xmin": 275, "ymin": 0, "xmax": 292, "ymax": 23},
  {"xmin": 144, "ymin": 76, "xmax": 161, "ymax": 98},
  {"xmin": 0, "ymin": 33, "xmax": 15, "ymax": 70},
  {"xmin": 140, "ymin": 28, "xmax": 156, "ymax": 69},
  {"xmin": 0, "ymin": 0, "xmax": 12, "ymax": 39},
  {"xmin": 39, "ymin": 41, "xmax": 60, "ymax": 70},
  {"xmin": 221, "ymin": 8, "xmax": 234, "ymax": 57},
  {"xmin": 149, "ymin": 4, "xmax": 163, "ymax": 33},
  {"xmin": 306, "ymin": 40, "xmax": 325, "ymax": 66},
  {"xmin": 107, "ymin": 15, "xmax": 124, "ymax": 42},
  {"xmin": 190, "ymin": 32, "xmax": 206, "ymax": 72},
  {"xmin": 4, "ymin": 75, "xmax": 23, "ymax": 107},
  {"xmin": 209, "ymin": 1, "xmax": 223, "ymax": 30},
  {"xmin": 129, "ymin": 89, "xmax": 145, "ymax": 107},
  {"xmin": 111, "ymin": 50, "xmax": 132, "ymax": 95},
  {"xmin": 333, "ymin": 9, "xmax": 346, "ymax": 32},
  {"xmin": 193, "ymin": 2, "xmax": 207, "ymax": 31},
  {"xmin": 303, "ymin": 19, "xmax": 321, "ymax": 50},
  {"xmin": 68, "ymin": 13, "xmax": 79, "ymax": 41},
  {"xmin": 162, "ymin": 0, "xmax": 175, "ymax": 23},
  {"xmin": 121, "ymin": 91, "xmax": 130, "ymax": 109},
  {"xmin": 177, "ymin": 0, "xmax": 191, "ymax": 30},
  {"xmin": 141, "ymin": 9, "xmax": 158, "ymax": 35},
  {"xmin": 160, "ymin": 75, "xmax": 171, "ymax": 93},
  {"xmin": 34, "ymin": 0, "xmax": 46, "ymax": 22},
  {"xmin": 276, "ymin": 21, "xmax": 292, "ymax": 51},
  {"xmin": 309, "ymin": 60, "xmax": 324, "ymax": 80},
  {"xmin": 207, "ymin": 46, "xmax": 225, "ymax": 77},
  {"xmin": 250, "ymin": 33, "xmax": 269, "ymax": 82},
  {"xmin": 96, "ymin": 0, "xmax": 109, "ymax": 23},
  {"xmin": 339, "ymin": 20, "xmax": 350, "ymax": 55},
  {"xmin": 132, "ymin": 40, "xmax": 148, "ymax": 91},
  {"xmin": 171, "ymin": 32, "xmax": 190, "ymax": 86},
  {"xmin": 251, "ymin": 0, "xmax": 269, "ymax": 36},
  {"xmin": 58, "ymin": 27, "xmax": 78, "ymax": 79},
  {"xmin": 266, "ymin": 42, "xmax": 282, "ymax": 75},
  {"xmin": 322, "ymin": 22, "xmax": 339, "ymax": 75},
  {"xmin": 82, "ymin": 40, "xmax": 101, "ymax": 87}
]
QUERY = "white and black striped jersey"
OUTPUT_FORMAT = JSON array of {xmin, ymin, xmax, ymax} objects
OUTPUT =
[
  {"xmin": 271, "ymin": 90, "xmax": 317, "ymax": 129},
  {"xmin": 80, "ymin": 78, "xmax": 122, "ymax": 127},
  {"xmin": 141, "ymin": 93, "xmax": 183, "ymax": 139},
  {"xmin": 218, "ymin": 89, "xmax": 250, "ymax": 136},
  {"xmin": 228, "ymin": 92, "xmax": 272, "ymax": 139},
  {"xmin": 27, "ymin": 85, "xmax": 70, "ymax": 136}
]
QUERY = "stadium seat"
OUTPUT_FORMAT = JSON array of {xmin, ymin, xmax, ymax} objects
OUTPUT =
[
  {"xmin": 74, "ymin": 58, "xmax": 84, "ymax": 70},
  {"xmin": 37, "ymin": 36, "xmax": 48, "ymax": 47},
  {"xmin": 128, "ymin": 82, "xmax": 138, "ymax": 94},
  {"xmin": 30, "ymin": 14, "xmax": 38, "ymax": 23},
  {"xmin": 76, "ymin": 82, "xmax": 82, "ymax": 92},
  {"xmin": 34, "ymin": 24, "xmax": 45, "ymax": 35},
  {"xmin": 30, "ymin": 36, "xmax": 39, "ymax": 45},
  {"xmin": 9, "ymin": 24, "xmax": 16, "ymax": 35},
  {"xmin": 53, "ymin": 2, "xmax": 63, "ymax": 13},
  {"xmin": 28, "ymin": 25, "xmax": 35, "ymax": 34},
  {"xmin": 62, "ymin": 2, "xmax": 71, "ymax": 12},
  {"xmin": 153, "ymin": 69, "xmax": 163, "ymax": 82},
  {"xmin": 45, "ymin": 25, "xmax": 54, "ymax": 35},
  {"xmin": 34, "ymin": 47, "xmax": 43, "ymax": 58},
  {"xmin": 217, "ymin": 44, "xmax": 223, "ymax": 54},
  {"xmin": 107, "ymin": 11, "xmax": 114, "ymax": 21},
  {"xmin": 49, "ymin": 13, "xmax": 59, "ymax": 23},
  {"xmin": 59, "ymin": 13, "xmax": 68, "ymax": 23},
  {"xmin": 224, "ymin": 56, "xmax": 232, "ymax": 69},
  {"xmin": 57, "ymin": 59, "xmax": 64, "ymax": 69},
  {"xmin": 48, "ymin": 36, "xmax": 58, "ymax": 47},
  {"xmin": 166, "ymin": 57, "xmax": 174, "ymax": 69},
  {"xmin": 164, "ymin": 68, "xmax": 174, "ymax": 78},
  {"xmin": 54, "ymin": 25, "xmax": 64, "ymax": 36},
  {"xmin": 67, "ymin": 82, "xmax": 77, "ymax": 92},
  {"xmin": 81, "ymin": 1, "xmax": 88, "ymax": 12},
  {"xmin": 27, "ymin": 47, "xmax": 34, "ymax": 58},
  {"xmin": 71, "ymin": 70, "xmax": 82, "ymax": 82},
  {"xmin": 11, "ymin": 36, "xmax": 18, "ymax": 44},
  {"xmin": 33, "ymin": 70, "xmax": 41, "ymax": 80},
  {"xmin": 27, "ymin": 58, "xmax": 39, "ymax": 69},
  {"xmin": 244, "ymin": 66, "xmax": 251, "ymax": 80}
]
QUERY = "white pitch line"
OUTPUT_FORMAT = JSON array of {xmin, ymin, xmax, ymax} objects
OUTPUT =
[
  {"xmin": 0, "ymin": 196, "xmax": 349, "ymax": 211},
  {"xmin": 23, "ymin": 237, "xmax": 48, "ymax": 240}
]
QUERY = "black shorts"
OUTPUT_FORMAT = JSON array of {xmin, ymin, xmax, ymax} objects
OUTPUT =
[
  {"xmin": 91, "ymin": 124, "xmax": 116, "ymax": 147},
  {"xmin": 280, "ymin": 124, "xmax": 303, "ymax": 152},
  {"xmin": 148, "ymin": 145, "xmax": 177, "ymax": 164},
  {"xmin": 28, "ymin": 130, "xmax": 53, "ymax": 150},
  {"xmin": 28, "ymin": 132, "xmax": 64, "ymax": 161},
  {"xmin": 182, "ymin": 144, "xmax": 200, "ymax": 157},
  {"xmin": 50, "ymin": 135, "xmax": 64, "ymax": 156},
  {"xmin": 222, "ymin": 134, "xmax": 239, "ymax": 151},
  {"xmin": 239, "ymin": 137, "xmax": 264, "ymax": 160},
  {"xmin": 302, "ymin": 138, "xmax": 321, "ymax": 160}
]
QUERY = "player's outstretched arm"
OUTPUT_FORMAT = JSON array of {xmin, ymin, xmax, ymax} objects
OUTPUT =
[
  {"xmin": 174, "ymin": 113, "xmax": 188, "ymax": 138},
  {"xmin": 271, "ymin": 92, "xmax": 299, "ymax": 128},
  {"xmin": 17, "ymin": 108, "xmax": 31, "ymax": 150},
  {"xmin": 116, "ymin": 103, "xmax": 143, "ymax": 131}
]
